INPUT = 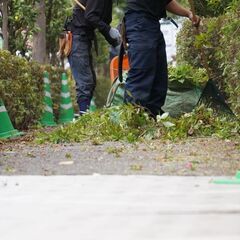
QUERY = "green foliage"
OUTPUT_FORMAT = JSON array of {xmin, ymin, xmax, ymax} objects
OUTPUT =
[
  {"xmin": 36, "ymin": 104, "xmax": 239, "ymax": 144},
  {"xmin": 8, "ymin": 0, "xmax": 38, "ymax": 57},
  {"xmin": 36, "ymin": 105, "xmax": 154, "ymax": 143},
  {"xmin": 0, "ymin": 50, "xmax": 43, "ymax": 129},
  {"xmin": 6, "ymin": 0, "xmax": 71, "ymax": 63},
  {"xmin": 168, "ymin": 64, "xmax": 208, "ymax": 88},
  {"xmin": 194, "ymin": 0, "xmax": 234, "ymax": 17},
  {"xmin": 176, "ymin": 21, "xmax": 200, "ymax": 67},
  {"xmin": 176, "ymin": 2, "xmax": 240, "ymax": 115},
  {"xmin": 166, "ymin": 105, "xmax": 239, "ymax": 140}
]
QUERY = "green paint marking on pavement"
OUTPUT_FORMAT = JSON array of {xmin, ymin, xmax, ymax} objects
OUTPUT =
[{"xmin": 212, "ymin": 171, "xmax": 240, "ymax": 185}]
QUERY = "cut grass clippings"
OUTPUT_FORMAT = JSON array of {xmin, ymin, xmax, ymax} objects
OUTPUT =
[{"xmin": 36, "ymin": 104, "xmax": 240, "ymax": 144}]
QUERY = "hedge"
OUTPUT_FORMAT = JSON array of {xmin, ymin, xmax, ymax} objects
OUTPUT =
[
  {"xmin": 0, "ymin": 50, "xmax": 44, "ymax": 129},
  {"xmin": 193, "ymin": 0, "xmax": 233, "ymax": 17},
  {"xmin": 176, "ymin": 3, "xmax": 240, "ymax": 115}
]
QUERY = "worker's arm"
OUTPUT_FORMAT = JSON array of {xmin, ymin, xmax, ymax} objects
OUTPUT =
[
  {"xmin": 84, "ymin": 0, "xmax": 110, "ymax": 35},
  {"xmin": 84, "ymin": 0, "xmax": 120, "ymax": 46},
  {"xmin": 166, "ymin": 0, "xmax": 200, "ymax": 26}
]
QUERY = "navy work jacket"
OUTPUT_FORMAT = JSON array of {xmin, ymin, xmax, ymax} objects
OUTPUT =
[{"xmin": 127, "ymin": 0, "xmax": 173, "ymax": 19}]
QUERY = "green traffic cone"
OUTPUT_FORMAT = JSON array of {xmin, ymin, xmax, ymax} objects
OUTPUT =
[
  {"xmin": 0, "ymin": 99, "xmax": 22, "ymax": 139},
  {"xmin": 212, "ymin": 171, "xmax": 240, "ymax": 185},
  {"xmin": 58, "ymin": 73, "xmax": 74, "ymax": 124},
  {"xmin": 89, "ymin": 98, "xmax": 97, "ymax": 112},
  {"xmin": 40, "ymin": 71, "xmax": 57, "ymax": 126}
]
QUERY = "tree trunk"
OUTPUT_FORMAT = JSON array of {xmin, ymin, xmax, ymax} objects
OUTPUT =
[
  {"xmin": 32, "ymin": 0, "xmax": 46, "ymax": 64},
  {"xmin": 0, "ymin": 0, "xmax": 9, "ymax": 50}
]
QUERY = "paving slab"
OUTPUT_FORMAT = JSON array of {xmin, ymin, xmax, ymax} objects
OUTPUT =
[{"xmin": 0, "ymin": 176, "xmax": 240, "ymax": 240}]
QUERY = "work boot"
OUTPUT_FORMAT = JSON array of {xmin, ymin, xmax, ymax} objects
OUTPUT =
[{"xmin": 77, "ymin": 98, "xmax": 91, "ymax": 115}]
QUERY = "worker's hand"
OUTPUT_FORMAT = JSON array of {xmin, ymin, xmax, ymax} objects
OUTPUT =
[
  {"xmin": 109, "ymin": 27, "xmax": 121, "ymax": 46},
  {"xmin": 188, "ymin": 12, "xmax": 201, "ymax": 28}
]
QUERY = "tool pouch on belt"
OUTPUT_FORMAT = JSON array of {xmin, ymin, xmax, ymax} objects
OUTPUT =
[
  {"xmin": 58, "ymin": 16, "xmax": 73, "ymax": 58},
  {"xmin": 58, "ymin": 31, "xmax": 73, "ymax": 58}
]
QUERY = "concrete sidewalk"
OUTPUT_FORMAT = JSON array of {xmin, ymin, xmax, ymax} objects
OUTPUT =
[{"xmin": 0, "ymin": 176, "xmax": 240, "ymax": 240}]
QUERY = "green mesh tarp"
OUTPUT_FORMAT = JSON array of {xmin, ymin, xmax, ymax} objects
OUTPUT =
[
  {"xmin": 163, "ymin": 88, "xmax": 202, "ymax": 117},
  {"xmin": 106, "ymin": 73, "xmax": 233, "ymax": 117}
]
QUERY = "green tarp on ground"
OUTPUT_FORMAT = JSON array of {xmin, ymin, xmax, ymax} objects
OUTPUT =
[{"xmin": 106, "ymin": 73, "xmax": 202, "ymax": 117}]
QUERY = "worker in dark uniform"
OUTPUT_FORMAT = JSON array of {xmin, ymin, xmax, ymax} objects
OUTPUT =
[
  {"xmin": 68, "ymin": 0, "xmax": 121, "ymax": 115},
  {"xmin": 124, "ymin": 0, "xmax": 200, "ymax": 118}
]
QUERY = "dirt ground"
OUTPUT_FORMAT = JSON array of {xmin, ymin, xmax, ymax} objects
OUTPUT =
[{"xmin": 0, "ymin": 133, "xmax": 239, "ymax": 176}]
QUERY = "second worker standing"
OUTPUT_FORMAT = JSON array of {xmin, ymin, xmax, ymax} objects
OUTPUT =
[{"xmin": 68, "ymin": 0, "xmax": 121, "ymax": 115}]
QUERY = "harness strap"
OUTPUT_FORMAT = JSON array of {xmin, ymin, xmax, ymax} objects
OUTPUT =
[
  {"xmin": 74, "ymin": 0, "xmax": 86, "ymax": 10},
  {"xmin": 118, "ymin": 17, "xmax": 128, "ymax": 83}
]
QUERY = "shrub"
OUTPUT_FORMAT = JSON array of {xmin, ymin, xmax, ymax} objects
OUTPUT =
[
  {"xmin": 194, "ymin": 0, "xmax": 234, "ymax": 17},
  {"xmin": 168, "ymin": 64, "xmax": 208, "ymax": 88},
  {"xmin": 0, "ymin": 50, "xmax": 44, "ymax": 129},
  {"xmin": 176, "ymin": 3, "xmax": 240, "ymax": 115}
]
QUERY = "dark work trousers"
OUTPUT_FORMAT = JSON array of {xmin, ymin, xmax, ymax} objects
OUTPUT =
[
  {"xmin": 124, "ymin": 11, "xmax": 168, "ymax": 117},
  {"xmin": 68, "ymin": 32, "xmax": 96, "ymax": 113}
]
